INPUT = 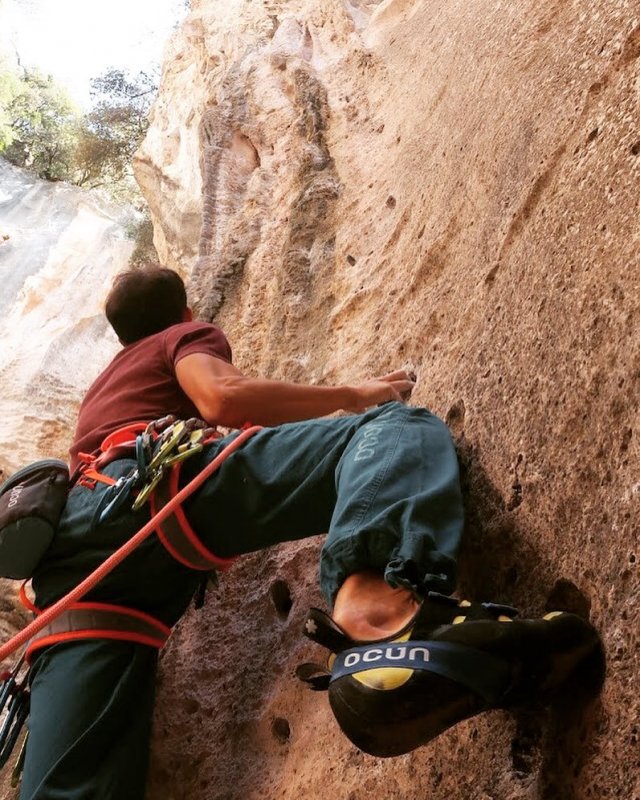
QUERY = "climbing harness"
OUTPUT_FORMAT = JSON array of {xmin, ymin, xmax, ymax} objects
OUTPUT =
[
  {"xmin": 80, "ymin": 416, "xmax": 235, "ymax": 571},
  {"xmin": 0, "ymin": 421, "xmax": 261, "ymax": 780},
  {"xmin": 0, "ymin": 422, "xmax": 262, "ymax": 665},
  {"xmin": 18, "ymin": 583, "xmax": 171, "ymax": 664},
  {"xmin": 81, "ymin": 416, "xmax": 218, "ymax": 525},
  {"xmin": 150, "ymin": 458, "xmax": 235, "ymax": 571}
]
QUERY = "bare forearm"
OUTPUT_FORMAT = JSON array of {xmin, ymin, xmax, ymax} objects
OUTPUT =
[
  {"xmin": 175, "ymin": 353, "xmax": 416, "ymax": 428},
  {"xmin": 206, "ymin": 377, "xmax": 357, "ymax": 427}
]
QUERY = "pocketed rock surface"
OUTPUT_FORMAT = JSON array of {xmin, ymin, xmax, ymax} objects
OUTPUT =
[
  {"xmin": 1, "ymin": 0, "xmax": 638, "ymax": 798},
  {"xmin": 134, "ymin": 1, "xmax": 639, "ymax": 798}
]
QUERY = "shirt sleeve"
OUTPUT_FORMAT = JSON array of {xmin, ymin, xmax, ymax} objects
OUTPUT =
[{"xmin": 163, "ymin": 322, "xmax": 233, "ymax": 368}]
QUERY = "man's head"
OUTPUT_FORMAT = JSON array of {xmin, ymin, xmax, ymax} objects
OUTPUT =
[{"xmin": 105, "ymin": 264, "xmax": 190, "ymax": 344}]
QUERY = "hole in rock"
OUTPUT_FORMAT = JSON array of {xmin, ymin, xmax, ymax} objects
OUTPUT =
[
  {"xmin": 346, "ymin": 254, "xmax": 356, "ymax": 265},
  {"xmin": 485, "ymin": 264, "xmax": 499, "ymax": 285},
  {"xmin": 545, "ymin": 578, "xmax": 591, "ymax": 618},
  {"xmin": 445, "ymin": 400, "xmax": 466, "ymax": 436},
  {"xmin": 270, "ymin": 579, "xmax": 293, "ymax": 618},
  {"xmin": 272, "ymin": 717, "xmax": 291, "ymax": 743},
  {"xmin": 631, "ymin": 141, "xmax": 640, "ymax": 156},
  {"xmin": 620, "ymin": 427, "xmax": 633, "ymax": 452},
  {"xmin": 507, "ymin": 481, "xmax": 523, "ymax": 511},
  {"xmin": 231, "ymin": 130, "xmax": 261, "ymax": 170},
  {"xmin": 183, "ymin": 697, "xmax": 200, "ymax": 715},
  {"xmin": 386, "ymin": 195, "xmax": 396, "ymax": 209}
]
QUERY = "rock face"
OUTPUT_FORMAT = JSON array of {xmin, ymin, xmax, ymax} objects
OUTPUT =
[
  {"xmin": 132, "ymin": 2, "xmax": 639, "ymax": 799},
  {"xmin": 0, "ymin": 159, "xmax": 133, "ymax": 475},
  {"xmin": 0, "ymin": 0, "xmax": 637, "ymax": 797},
  {"xmin": 0, "ymin": 161, "xmax": 134, "ymax": 800}
]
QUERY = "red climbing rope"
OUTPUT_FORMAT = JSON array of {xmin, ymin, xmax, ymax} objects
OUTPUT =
[{"xmin": 0, "ymin": 426, "xmax": 262, "ymax": 665}]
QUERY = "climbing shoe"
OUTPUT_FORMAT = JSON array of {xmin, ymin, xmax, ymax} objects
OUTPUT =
[{"xmin": 298, "ymin": 592, "xmax": 604, "ymax": 757}]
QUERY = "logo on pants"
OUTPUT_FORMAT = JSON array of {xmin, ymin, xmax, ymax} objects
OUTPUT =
[
  {"xmin": 353, "ymin": 423, "xmax": 384, "ymax": 462},
  {"xmin": 7, "ymin": 485, "xmax": 24, "ymax": 509}
]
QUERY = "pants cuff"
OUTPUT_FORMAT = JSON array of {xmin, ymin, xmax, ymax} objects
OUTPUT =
[{"xmin": 320, "ymin": 532, "xmax": 457, "ymax": 606}]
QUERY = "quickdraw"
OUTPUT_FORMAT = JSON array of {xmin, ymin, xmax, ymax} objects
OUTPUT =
[
  {"xmin": 88, "ymin": 416, "xmax": 219, "ymax": 525},
  {"xmin": 84, "ymin": 416, "xmax": 233, "ymax": 572}
]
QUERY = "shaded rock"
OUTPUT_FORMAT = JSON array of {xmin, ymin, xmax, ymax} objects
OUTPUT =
[
  {"xmin": 133, "ymin": 1, "xmax": 639, "ymax": 799},
  {"xmin": 0, "ymin": 0, "xmax": 638, "ymax": 798}
]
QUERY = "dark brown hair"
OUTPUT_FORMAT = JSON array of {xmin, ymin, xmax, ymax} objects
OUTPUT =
[{"xmin": 105, "ymin": 264, "xmax": 188, "ymax": 344}]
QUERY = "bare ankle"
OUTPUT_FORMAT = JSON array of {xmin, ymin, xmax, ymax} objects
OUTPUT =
[{"xmin": 332, "ymin": 571, "xmax": 420, "ymax": 641}]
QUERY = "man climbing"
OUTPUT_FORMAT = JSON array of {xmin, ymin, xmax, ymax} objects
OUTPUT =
[{"xmin": 20, "ymin": 265, "xmax": 602, "ymax": 798}]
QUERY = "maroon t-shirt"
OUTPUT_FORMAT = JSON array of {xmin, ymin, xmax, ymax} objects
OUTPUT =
[{"xmin": 69, "ymin": 321, "xmax": 232, "ymax": 470}]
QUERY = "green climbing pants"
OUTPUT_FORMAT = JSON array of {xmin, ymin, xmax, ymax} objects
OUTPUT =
[{"xmin": 22, "ymin": 402, "xmax": 463, "ymax": 799}]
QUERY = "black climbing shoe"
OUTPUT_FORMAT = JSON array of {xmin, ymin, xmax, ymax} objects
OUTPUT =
[{"xmin": 298, "ymin": 592, "xmax": 604, "ymax": 758}]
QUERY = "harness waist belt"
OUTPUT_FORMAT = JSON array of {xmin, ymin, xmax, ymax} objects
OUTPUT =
[{"xmin": 25, "ymin": 602, "xmax": 171, "ymax": 662}]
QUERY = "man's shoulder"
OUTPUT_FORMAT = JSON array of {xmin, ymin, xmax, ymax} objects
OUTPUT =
[
  {"xmin": 91, "ymin": 322, "xmax": 214, "ymax": 379},
  {"xmin": 116, "ymin": 321, "xmax": 223, "ymax": 354},
  {"xmin": 163, "ymin": 319, "xmax": 225, "ymax": 338},
  {"xmin": 169, "ymin": 320, "xmax": 219, "ymax": 333},
  {"xmin": 163, "ymin": 320, "xmax": 232, "ymax": 364}
]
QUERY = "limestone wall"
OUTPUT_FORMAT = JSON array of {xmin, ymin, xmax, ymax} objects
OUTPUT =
[
  {"xmin": 133, "ymin": 1, "xmax": 639, "ymax": 799},
  {"xmin": 0, "ymin": 0, "xmax": 637, "ymax": 797}
]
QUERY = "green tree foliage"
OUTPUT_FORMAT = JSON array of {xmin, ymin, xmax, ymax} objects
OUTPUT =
[
  {"xmin": 0, "ymin": 64, "xmax": 22, "ymax": 149},
  {"xmin": 75, "ymin": 69, "xmax": 156, "ymax": 198},
  {"xmin": 0, "ymin": 64, "xmax": 156, "ymax": 198},
  {"xmin": 0, "ymin": 62, "xmax": 159, "ymax": 263},
  {"xmin": 0, "ymin": 65, "xmax": 80, "ymax": 180}
]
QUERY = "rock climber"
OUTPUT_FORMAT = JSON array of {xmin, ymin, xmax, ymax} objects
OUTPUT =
[{"xmin": 19, "ymin": 264, "xmax": 603, "ymax": 799}]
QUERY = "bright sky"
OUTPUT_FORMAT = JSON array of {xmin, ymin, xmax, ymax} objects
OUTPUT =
[{"xmin": 1, "ymin": 0, "xmax": 188, "ymax": 108}]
